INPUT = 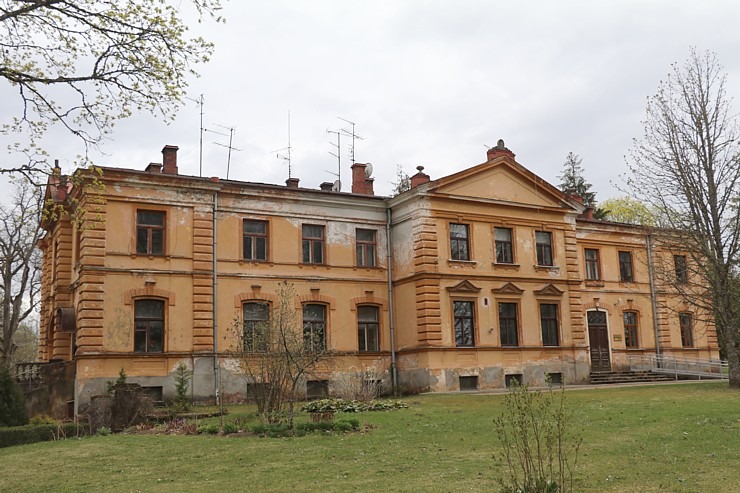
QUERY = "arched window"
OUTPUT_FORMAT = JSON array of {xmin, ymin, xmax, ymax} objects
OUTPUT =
[
  {"xmin": 134, "ymin": 299, "xmax": 165, "ymax": 353},
  {"xmin": 358, "ymin": 306, "xmax": 380, "ymax": 352},
  {"xmin": 623, "ymin": 311, "xmax": 639, "ymax": 348},
  {"xmin": 303, "ymin": 304, "xmax": 326, "ymax": 352},
  {"xmin": 243, "ymin": 302, "xmax": 270, "ymax": 351}
]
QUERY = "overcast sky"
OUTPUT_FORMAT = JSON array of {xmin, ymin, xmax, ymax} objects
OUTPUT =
[{"xmin": 5, "ymin": 0, "xmax": 740, "ymax": 200}]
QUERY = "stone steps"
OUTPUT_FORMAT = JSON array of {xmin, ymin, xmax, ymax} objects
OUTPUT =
[{"xmin": 589, "ymin": 370, "xmax": 675, "ymax": 385}]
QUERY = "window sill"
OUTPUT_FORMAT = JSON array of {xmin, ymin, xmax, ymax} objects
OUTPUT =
[
  {"xmin": 493, "ymin": 262, "xmax": 520, "ymax": 269},
  {"xmin": 585, "ymin": 280, "xmax": 605, "ymax": 287},
  {"xmin": 534, "ymin": 265, "xmax": 559, "ymax": 271},
  {"xmin": 447, "ymin": 259, "xmax": 477, "ymax": 267},
  {"xmin": 239, "ymin": 259, "xmax": 272, "ymax": 266}
]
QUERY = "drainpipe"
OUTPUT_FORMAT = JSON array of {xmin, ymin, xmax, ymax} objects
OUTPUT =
[
  {"xmin": 386, "ymin": 207, "xmax": 398, "ymax": 396},
  {"xmin": 213, "ymin": 192, "xmax": 220, "ymax": 405},
  {"xmin": 646, "ymin": 233, "xmax": 661, "ymax": 359}
]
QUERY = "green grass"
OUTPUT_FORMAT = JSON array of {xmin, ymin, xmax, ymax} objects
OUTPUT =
[{"xmin": 1, "ymin": 382, "xmax": 739, "ymax": 492}]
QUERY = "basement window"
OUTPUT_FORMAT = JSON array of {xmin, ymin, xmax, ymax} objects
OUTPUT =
[
  {"xmin": 459, "ymin": 375, "xmax": 479, "ymax": 391},
  {"xmin": 505, "ymin": 374, "xmax": 523, "ymax": 388},
  {"xmin": 546, "ymin": 372, "xmax": 563, "ymax": 385},
  {"xmin": 306, "ymin": 380, "xmax": 329, "ymax": 400}
]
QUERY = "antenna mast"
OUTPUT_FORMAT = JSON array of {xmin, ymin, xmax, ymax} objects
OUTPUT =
[
  {"xmin": 338, "ymin": 116, "xmax": 364, "ymax": 165},
  {"xmin": 207, "ymin": 124, "xmax": 242, "ymax": 179},
  {"xmin": 274, "ymin": 111, "xmax": 292, "ymax": 179},
  {"xmin": 186, "ymin": 94, "xmax": 205, "ymax": 176},
  {"xmin": 327, "ymin": 129, "xmax": 341, "ymax": 190}
]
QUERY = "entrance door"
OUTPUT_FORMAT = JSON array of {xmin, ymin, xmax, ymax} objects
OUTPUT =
[{"xmin": 587, "ymin": 310, "xmax": 611, "ymax": 372}]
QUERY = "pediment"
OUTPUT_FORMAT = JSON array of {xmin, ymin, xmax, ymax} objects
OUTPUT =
[
  {"xmin": 429, "ymin": 158, "xmax": 580, "ymax": 212},
  {"xmin": 492, "ymin": 282, "xmax": 524, "ymax": 295},
  {"xmin": 534, "ymin": 283, "xmax": 564, "ymax": 297},
  {"xmin": 447, "ymin": 280, "xmax": 481, "ymax": 293}
]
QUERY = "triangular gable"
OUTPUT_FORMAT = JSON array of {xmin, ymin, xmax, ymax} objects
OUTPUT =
[
  {"xmin": 446, "ymin": 280, "xmax": 481, "ymax": 293},
  {"xmin": 427, "ymin": 154, "xmax": 581, "ymax": 212},
  {"xmin": 492, "ymin": 282, "xmax": 524, "ymax": 295},
  {"xmin": 534, "ymin": 283, "xmax": 564, "ymax": 297}
]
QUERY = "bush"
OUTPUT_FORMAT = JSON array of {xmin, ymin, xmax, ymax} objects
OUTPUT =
[
  {"xmin": 494, "ymin": 383, "xmax": 581, "ymax": 493},
  {"xmin": 0, "ymin": 365, "xmax": 28, "ymax": 427},
  {"xmin": 29, "ymin": 415, "xmax": 59, "ymax": 426},
  {"xmin": 301, "ymin": 398, "xmax": 407, "ymax": 413},
  {"xmin": 197, "ymin": 424, "xmax": 220, "ymax": 435},
  {"xmin": 0, "ymin": 422, "xmax": 89, "ymax": 448}
]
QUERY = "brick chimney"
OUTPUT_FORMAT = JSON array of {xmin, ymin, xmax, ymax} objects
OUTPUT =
[
  {"xmin": 486, "ymin": 139, "xmax": 515, "ymax": 161},
  {"xmin": 351, "ymin": 163, "xmax": 374, "ymax": 195},
  {"xmin": 162, "ymin": 145, "xmax": 179, "ymax": 175},
  {"xmin": 145, "ymin": 162, "xmax": 162, "ymax": 173},
  {"xmin": 286, "ymin": 177, "xmax": 300, "ymax": 188},
  {"xmin": 410, "ymin": 166, "xmax": 430, "ymax": 188},
  {"xmin": 579, "ymin": 207, "xmax": 594, "ymax": 220},
  {"xmin": 568, "ymin": 194, "xmax": 583, "ymax": 205}
]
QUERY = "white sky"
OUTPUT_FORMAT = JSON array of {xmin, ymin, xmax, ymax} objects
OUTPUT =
[{"xmin": 4, "ymin": 0, "xmax": 740, "ymax": 199}]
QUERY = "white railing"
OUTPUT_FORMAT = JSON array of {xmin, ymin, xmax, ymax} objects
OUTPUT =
[{"xmin": 627, "ymin": 354, "xmax": 729, "ymax": 380}]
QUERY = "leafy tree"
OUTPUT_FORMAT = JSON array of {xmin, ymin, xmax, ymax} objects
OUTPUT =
[
  {"xmin": 558, "ymin": 152, "xmax": 607, "ymax": 219},
  {"xmin": 629, "ymin": 49, "xmax": 740, "ymax": 388},
  {"xmin": 0, "ymin": 0, "xmax": 223, "ymax": 177},
  {"xmin": 229, "ymin": 282, "xmax": 332, "ymax": 430},
  {"xmin": 9, "ymin": 321, "xmax": 38, "ymax": 366},
  {"xmin": 0, "ymin": 179, "xmax": 42, "ymax": 369},
  {"xmin": 0, "ymin": 364, "xmax": 27, "ymax": 426},
  {"xmin": 599, "ymin": 196, "xmax": 657, "ymax": 226}
]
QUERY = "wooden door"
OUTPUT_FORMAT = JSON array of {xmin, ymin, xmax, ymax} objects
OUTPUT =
[{"xmin": 587, "ymin": 310, "xmax": 611, "ymax": 372}]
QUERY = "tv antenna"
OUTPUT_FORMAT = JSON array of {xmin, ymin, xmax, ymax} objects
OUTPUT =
[
  {"xmin": 185, "ymin": 94, "xmax": 205, "ymax": 176},
  {"xmin": 207, "ymin": 124, "xmax": 242, "ymax": 180},
  {"xmin": 338, "ymin": 116, "xmax": 364, "ymax": 165},
  {"xmin": 326, "ymin": 129, "xmax": 341, "ymax": 191},
  {"xmin": 273, "ymin": 111, "xmax": 293, "ymax": 179}
]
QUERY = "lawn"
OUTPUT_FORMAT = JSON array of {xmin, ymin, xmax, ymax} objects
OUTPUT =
[{"xmin": 1, "ymin": 382, "xmax": 739, "ymax": 492}]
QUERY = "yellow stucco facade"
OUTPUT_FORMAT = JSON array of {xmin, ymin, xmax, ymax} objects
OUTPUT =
[{"xmin": 39, "ymin": 143, "xmax": 720, "ymax": 411}]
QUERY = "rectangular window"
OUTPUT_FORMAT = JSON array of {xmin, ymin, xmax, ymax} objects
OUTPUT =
[
  {"xmin": 674, "ymin": 255, "xmax": 688, "ymax": 283},
  {"xmin": 303, "ymin": 304, "xmax": 326, "ymax": 351},
  {"xmin": 302, "ymin": 225, "xmax": 325, "ymax": 264},
  {"xmin": 450, "ymin": 223, "xmax": 470, "ymax": 261},
  {"xmin": 585, "ymin": 248, "xmax": 600, "ymax": 280},
  {"xmin": 243, "ymin": 302, "xmax": 269, "ymax": 351},
  {"xmin": 136, "ymin": 210, "xmax": 165, "ymax": 255},
  {"xmin": 619, "ymin": 251, "xmax": 634, "ymax": 282},
  {"xmin": 134, "ymin": 299, "xmax": 164, "ymax": 353},
  {"xmin": 243, "ymin": 220, "xmax": 268, "ymax": 261},
  {"xmin": 494, "ymin": 227, "xmax": 514, "ymax": 264},
  {"xmin": 357, "ymin": 306, "xmax": 380, "ymax": 352},
  {"xmin": 535, "ymin": 231, "xmax": 553, "ymax": 266},
  {"xmin": 499, "ymin": 302, "xmax": 519, "ymax": 347},
  {"xmin": 540, "ymin": 304, "xmax": 559, "ymax": 346},
  {"xmin": 356, "ymin": 229, "xmax": 377, "ymax": 267},
  {"xmin": 623, "ymin": 311, "xmax": 639, "ymax": 348},
  {"xmin": 679, "ymin": 313, "xmax": 694, "ymax": 347},
  {"xmin": 453, "ymin": 301, "xmax": 475, "ymax": 347},
  {"xmin": 459, "ymin": 375, "xmax": 478, "ymax": 390}
]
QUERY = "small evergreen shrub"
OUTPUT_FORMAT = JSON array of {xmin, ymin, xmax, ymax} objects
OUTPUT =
[{"xmin": 173, "ymin": 363, "xmax": 192, "ymax": 412}]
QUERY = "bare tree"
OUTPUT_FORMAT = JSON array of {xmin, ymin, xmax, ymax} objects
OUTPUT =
[
  {"xmin": 229, "ymin": 282, "xmax": 333, "ymax": 429},
  {"xmin": 0, "ymin": 1, "xmax": 223, "ymax": 177},
  {"xmin": 0, "ymin": 178, "xmax": 43, "ymax": 368},
  {"xmin": 629, "ymin": 49, "xmax": 740, "ymax": 387}
]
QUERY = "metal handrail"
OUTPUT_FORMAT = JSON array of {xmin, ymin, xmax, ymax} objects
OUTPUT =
[{"xmin": 627, "ymin": 354, "xmax": 729, "ymax": 380}]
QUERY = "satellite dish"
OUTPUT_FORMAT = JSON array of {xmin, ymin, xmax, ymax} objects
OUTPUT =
[
  {"xmin": 364, "ymin": 162, "xmax": 373, "ymax": 178},
  {"xmin": 331, "ymin": 180, "xmax": 342, "ymax": 192}
]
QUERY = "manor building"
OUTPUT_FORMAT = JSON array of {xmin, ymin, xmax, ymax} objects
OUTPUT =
[{"xmin": 37, "ymin": 141, "xmax": 720, "ymax": 413}]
